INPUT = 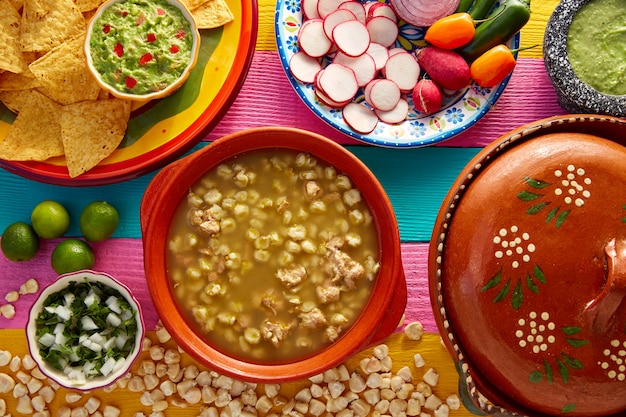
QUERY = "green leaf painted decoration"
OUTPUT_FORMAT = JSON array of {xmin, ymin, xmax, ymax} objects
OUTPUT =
[
  {"xmin": 529, "ymin": 371, "xmax": 543, "ymax": 383},
  {"xmin": 512, "ymin": 279, "xmax": 523, "ymax": 310},
  {"xmin": 493, "ymin": 279, "xmax": 510, "ymax": 303},
  {"xmin": 546, "ymin": 207, "xmax": 559, "ymax": 223},
  {"xmin": 526, "ymin": 273, "xmax": 539, "ymax": 293},
  {"xmin": 557, "ymin": 357, "xmax": 569, "ymax": 384},
  {"xmin": 566, "ymin": 338, "xmax": 590, "ymax": 348},
  {"xmin": 481, "ymin": 270, "xmax": 501, "ymax": 292},
  {"xmin": 556, "ymin": 210, "xmax": 571, "ymax": 228},
  {"xmin": 544, "ymin": 358, "xmax": 553, "ymax": 384},
  {"xmin": 561, "ymin": 353, "xmax": 583, "ymax": 370},
  {"xmin": 524, "ymin": 177, "xmax": 551, "ymax": 189},
  {"xmin": 518, "ymin": 190, "xmax": 543, "ymax": 202},
  {"xmin": 562, "ymin": 326, "xmax": 582, "ymax": 336},
  {"xmin": 527, "ymin": 201, "xmax": 549, "ymax": 215},
  {"xmin": 533, "ymin": 264, "xmax": 546, "ymax": 284},
  {"xmin": 562, "ymin": 404, "xmax": 577, "ymax": 413}
]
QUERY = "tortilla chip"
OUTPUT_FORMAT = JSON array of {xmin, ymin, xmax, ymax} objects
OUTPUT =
[
  {"xmin": 29, "ymin": 33, "xmax": 101, "ymax": 105},
  {"xmin": 0, "ymin": 90, "xmax": 64, "ymax": 161},
  {"xmin": 20, "ymin": 0, "xmax": 86, "ymax": 53},
  {"xmin": 8, "ymin": 0, "xmax": 22, "ymax": 10},
  {"xmin": 0, "ymin": 69, "xmax": 42, "ymax": 91},
  {"xmin": 0, "ymin": 88, "xmax": 41, "ymax": 113},
  {"xmin": 60, "ymin": 99, "xmax": 131, "ymax": 178},
  {"xmin": 74, "ymin": 0, "xmax": 104, "ymax": 12},
  {"xmin": 192, "ymin": 0, "xmax": 234, "ymax": 29},
  {"xmin": 0, "ymin": 0, "xmax": 28, "ymax": 73}
]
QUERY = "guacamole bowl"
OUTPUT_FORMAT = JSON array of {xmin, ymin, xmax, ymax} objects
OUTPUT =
[
  {"xmin": 85, "ymin": 0, "xmax": 201, "ymax": 101},
  {"xmin": 140, "ymin": 126, "xmax": 407, "ymax": 383},
  {"xmin": 26, "ymin": 270, "xmax": 145, "ymax": 391},
  {"xmin": 544, "ymin": 0, "xmax": 626, "ymax": 117}
]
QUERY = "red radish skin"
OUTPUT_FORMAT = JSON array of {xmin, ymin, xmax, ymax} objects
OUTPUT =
[
  {"xmin": 323, "ymin": 8, "xmax": 357, "ymax": 40},
  {"xmin": 338, "ymin": 1, "xmax": 366, "ymax": 23},
  {"xmin": 412, "ymin": 78, "xmax": 443, "ymax": 115},
  {"xmin": 383, "ymin": 51, "xmax": 420, "ymax": 93},
  {"xmin": 366, "ymin": 15, "xmax": 399, "ymax": 48},
  {"xmin": 416, "ymin": 46, "xmax": 470, "ymax": 91},
  {"xmin": 289, "ymin": 51, "xmax": 322, "ymax": 83},
  {"xmin": 332, "ymin": 20, "xmax": 371, "ymax": 57},
  {"xmin": 298, "ymin": 19, "xmax": 332, "ymax": 58},
  {"xmin": 388, "ymin": 0, "xmax": 459, "ymax": 27},
  {"xmin": 343, "ymin": 102, "xmax": 379, "ymax": 133}
]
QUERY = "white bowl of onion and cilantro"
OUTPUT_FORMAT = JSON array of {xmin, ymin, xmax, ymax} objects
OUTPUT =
[{"xmin": 26, "ymin": 270, "xmax": 144, "ymax": 390}]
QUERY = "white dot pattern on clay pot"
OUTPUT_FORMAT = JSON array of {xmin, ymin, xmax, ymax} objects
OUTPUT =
[
  {"xmin": 553, "ymin": 165, "xmax": 591, "ymax": 208},
  {"xmin": 598, "ymin": 339, "xmax": 626, "ymax": 381},
  {"xmin": 515, "ymin": 311, "xmax": 557, "ymax": 354},
  {"xmin": 493, "ymin": 226, "xmax": 536, "ymax": 269}
]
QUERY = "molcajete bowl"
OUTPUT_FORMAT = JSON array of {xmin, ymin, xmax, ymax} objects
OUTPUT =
[
  {"xmin": 141, "ymin": 126, "xmax": 407, "ymax": 383},
  {"xmin": 544, "ymin": 0, "xmax": 626, "ymax": 116},
  {"xmin": 429, "ymin": 115, "xmax": 626, "ymax": 417}
]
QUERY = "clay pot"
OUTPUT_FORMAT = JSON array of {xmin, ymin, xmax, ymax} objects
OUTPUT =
[
  {"xmin": 429, "ymin": 115, "xmax": 626, "ymax": 416},
  {"xmin": 141, "ymin": 126, "xmax": 407, "ymax": 382}
]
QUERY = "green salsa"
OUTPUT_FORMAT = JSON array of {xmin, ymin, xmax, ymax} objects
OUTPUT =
[
  {"xmin": 567, "ymin": 0, "xmax": 626, "ymax": 96},
  {"xmin": 90, "ymin": 0, "xmax": 194, "ymax": 96}
]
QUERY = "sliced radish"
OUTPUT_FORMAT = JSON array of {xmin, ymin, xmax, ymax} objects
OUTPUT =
[
  {"xmin": 383, "ymin": 51, "xmax": 420, "ymax": 93},
  {"xmin": 343, "ymin": 102, "xmax": 379, "ymax": 133},
  {"xmin": 317, "ymin": 63, "xmax": 359, "ymax": 103},
  {"xmin": 388, "ymin": 47, "xmax": 406, "ymax": 57},
  {"xmin": 375, "ymin": 97, "xmax": 408, "ymax": 124},
  {"xmin": 289, "ymin": 51, "xmax": 322, "ymax": 83},
  {"xmin": 364, "ymin": 78, "xmax": 400, "ymax": 111},
  {"xmin": 338, "ymin": 1, "xmax": 366, "ymax": 24},
  {"xmin": 303, "ymin": 0, "xmax": 321, "ymax": 19},
  {"xmin": 366, "ymin": 15, "xmax": 399, "ymax": 48},
  {"xmin": 298, "ymin": 19, "xmax": 332, "ymax": 58},
  {"xmin": 317, "ymin": 0, "xmax": 348, "ymax": 18},
  {"xmin": 367, "ymin": 2, "xmax": 397, "ymax": 22},
  {"xmin": 323, "ymin": 9, "xmax": 357, "ymax": 40},
  {"xmin": 333, "ymin": 52, "xmax": 377, "ymax": 87},
  {"xmin": 316, "ymin": 87, "xmax": 352, "ymax": 108},
  {"xmin": 332, "ymin": 20, "xmax": 370, "ymax": 57},
  {"xmin": 366, "ymin": 42, "xmax": 389, "ymax": 71}
]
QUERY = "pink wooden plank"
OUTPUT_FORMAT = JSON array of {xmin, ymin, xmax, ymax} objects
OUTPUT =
[
  {"xmin": 205, "ymin": 53, "xmax": 566, "ymax": 147},
  {"xmin": 0, "ymin": 240, "xmax": 438, "ymax": 332}
]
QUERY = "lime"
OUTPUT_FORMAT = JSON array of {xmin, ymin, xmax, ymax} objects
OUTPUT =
[
  {"xmin": 31, "ymin": 200, "xmax": 70, "ymax": 239},
  {"xmin": 51, "ymin": 239, "xmax": 95, "ymax": 275},
  {"xmin": 79, "ymin": 201, "xmax": 119, "ymax": 242},
  {"xmin": 1, "ymin": 222, "xmax": 40, "ymax": 262}
]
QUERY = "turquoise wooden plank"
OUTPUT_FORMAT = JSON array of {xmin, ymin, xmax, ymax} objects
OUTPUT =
[{"xmin": 0, "ymin": 145, "xmax": 480, "ymax": 242}]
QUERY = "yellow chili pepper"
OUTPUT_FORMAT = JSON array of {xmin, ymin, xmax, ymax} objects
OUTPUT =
[
  {"xmin": 424, "ymin": 13, "xmax": 476, "ymax": 50},
  {"xmin": 470, "ymin": 44, "xmax": 517, "ymax": 88}
]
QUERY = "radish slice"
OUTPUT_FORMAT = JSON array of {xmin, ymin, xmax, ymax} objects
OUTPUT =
[
  {"xmin": 367, "ymin": 2, "xmax": 397, "ymax": 22},
  {"xmin": 375, "ymin": 98, "xmax": 409, "ymax": 124},
  {"xmin": 388, "ymin": 47, "xmax": 406, "ymax": 57},
  {"xmin": 388, "ymin": 0, "xmax": 460, "ymax": 27},
  {"xmin": 366, "ymin": 42, "xmax": 389, "ymax": 71},
  {"xmin": 366, "ymin": 15, "xmax": 399, "ymax": 48},
  {"xmin": 333, "ymin": 52, "xmax": 377, "ymax": 87},
  {"xmin": 343, "ymin": 102, "xmax": 379, "ymax": 134},
  {"xmin": 332, "ymin": 20, "xmax": 370, "ymax": 57},
  {"xmin": 383, "ymin": 51, "xmax": 420, "ymax": 93},
  {"xmin": 303, "ymin": 0, "xmax": 321, "ymax": 19},
  {"xmin": 323, "ymin": 9, "xmax": 357, "ymax": 40},
  {"xmin": 298, "ymin": 19, "xmax": 332, "ymax": 58},
  {"xmin": 364, "ymin": 78, "xmax": 401, "ymax": 111},
  {"xmin": 317, "ymin": 63, "xmax": 359, "ymax": 103},
  {"xmin": 289, "ymin": 51, "xmax": 322, "ymax": 83},
  {"xmin": 316, "ymin": 87, "xmax": 351, "ymax": 108},
  {"xmin": 317, "ymin": 0, "xmax": 348, "ymax": 18},
  {"xmin": 338, "ymin": 1, "xmax": 366, "ymax": 24}
]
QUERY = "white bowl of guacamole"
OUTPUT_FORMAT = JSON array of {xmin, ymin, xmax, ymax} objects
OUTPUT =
[
  {"xmin": 544, "ymin": 0, "xmax": 626, "ymax": 116},
  {"xmin": 85, "ymin": 0, "xmax": 201, "ymax": 101}
]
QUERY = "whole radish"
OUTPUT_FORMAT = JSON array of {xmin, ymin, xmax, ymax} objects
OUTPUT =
[
  {"xmin": 412, "ymin": 79, "xmax": 443, "ymax": 115},
  {"xmin": 416, "ymin": 46, "xmax": 470, "ymax": 91}
]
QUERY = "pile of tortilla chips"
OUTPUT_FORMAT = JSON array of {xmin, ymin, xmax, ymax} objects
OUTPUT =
[{"xmin": 0, "ymin": 0, "xmax": 234, "ymax": 179}]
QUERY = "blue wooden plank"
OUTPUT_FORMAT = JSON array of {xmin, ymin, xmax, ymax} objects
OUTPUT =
[{"xmin": 0, "ymin": 145, "xmax": 480, "ymax": 242}]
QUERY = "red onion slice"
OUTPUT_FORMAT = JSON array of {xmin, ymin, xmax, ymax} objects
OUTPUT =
[{"xmin": 388, "ymin": 0, "xmax": 460, "ymax": 27}]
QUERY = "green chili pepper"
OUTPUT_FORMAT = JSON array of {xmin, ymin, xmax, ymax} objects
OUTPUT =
[
  {"xmin": 457, "ymin": 0, "xmax": 531, "ymax": 63},
  {"xmin": 469, "ymin": 0, "xmax": 498, "ymax": 20},
  {"xmin": 456, "ymin": 0, "xmax": 475, "ymax": 13}
]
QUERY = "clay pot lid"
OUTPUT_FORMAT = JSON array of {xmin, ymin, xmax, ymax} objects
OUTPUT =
[{"xmin": 429, "ymin": 115, "xmax": 626, "ymax": 417}]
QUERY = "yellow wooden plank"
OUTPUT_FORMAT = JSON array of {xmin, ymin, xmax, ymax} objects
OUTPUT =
[{"xmin": 0, "ymin": 329, "xmax": 477, "ymax": 416}]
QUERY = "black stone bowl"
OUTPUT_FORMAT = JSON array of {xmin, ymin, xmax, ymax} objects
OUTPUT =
[{"xmin": 543, "ymin": 0, "xmax": 626, "ymax": 117}]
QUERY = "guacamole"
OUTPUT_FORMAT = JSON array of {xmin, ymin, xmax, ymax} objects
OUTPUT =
[
  {"xmin": 90, "ymin": 0, "xmax": 194, "ymax": 96},
  {"xmin": 567, "ymin": 0, "xmax": 626, "ymax": 96}
]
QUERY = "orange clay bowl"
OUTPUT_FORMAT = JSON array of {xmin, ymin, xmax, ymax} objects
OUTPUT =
[
  {"xmin": 140, "ymin": 126, "xmax": 407, "ymax": 383},
  {"xmin": 429, "ymin": 114, "xmax": 626, "ymax": 417}
]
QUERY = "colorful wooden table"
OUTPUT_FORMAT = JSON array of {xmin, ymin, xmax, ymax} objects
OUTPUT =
[{"xmin": 0, "ymin": 1, "xmax": 567, "ymax": 415}]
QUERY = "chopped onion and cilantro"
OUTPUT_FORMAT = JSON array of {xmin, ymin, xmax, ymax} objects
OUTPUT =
[{"xmin": 35, "ymin": 280, "xmax": 138, "ymax": 384}]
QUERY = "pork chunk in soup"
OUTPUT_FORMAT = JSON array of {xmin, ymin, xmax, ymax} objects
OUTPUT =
[{"xmin": 166, "ymin": 150, "xmax": 380, "ymax": 362}]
